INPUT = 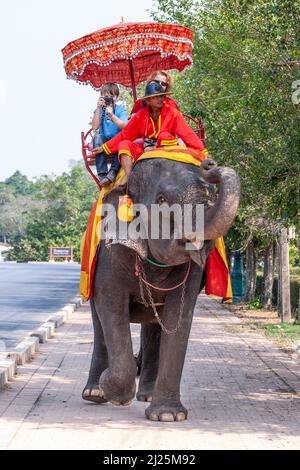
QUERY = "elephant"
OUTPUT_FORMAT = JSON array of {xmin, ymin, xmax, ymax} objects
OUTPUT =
[{"xmin": 82, "ymin": 157, "xmax": 240, "ymax": 421}]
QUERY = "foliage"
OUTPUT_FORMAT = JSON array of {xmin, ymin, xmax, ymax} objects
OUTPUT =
[
  {"xmin": 0, "ymin": 173, "xmax": 40, "ymax": 243},
  {"xmin": 2, "ymin": 164, "xmax": 96, "ymax": 262},
  {"xmin": 247, "ymin": 296, "xmax": 262, "ymax": 310},
  {"xmin": 150, "ymin": 0, "xmax": 300, "ymax": 251},
  {"xmin": 256, "ymin": 273, "xmax": 300, "ymax": 315},
  {"xmin": 290, "ymin": 240, "xmax": 300, "ymax": 267},
  {"xmin": 4, "ymin": 170, "xmax": 33, "ymax": 196}
]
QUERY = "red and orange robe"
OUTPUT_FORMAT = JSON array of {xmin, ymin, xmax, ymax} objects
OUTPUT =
[{"xmin": 101, "ymin": 101, "xmax": 209, "ymax": 162}]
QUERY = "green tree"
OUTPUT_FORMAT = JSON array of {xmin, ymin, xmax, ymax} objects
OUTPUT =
[
  {"xmin": 151, "ymin": 0, "xmax": 300, "ymax": 311},
  {"xmin": 151, "ymin": 0, "xmax": 300, "ymax": 235},
  {"xmin": 7, "ymin": 165, "xmax": 96, "ymax": 262},
  {"xmin": 4, "ymin": 170, "xmax": 33, "ymax": 196}
]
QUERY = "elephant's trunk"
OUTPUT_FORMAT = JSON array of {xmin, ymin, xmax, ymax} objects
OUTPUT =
[{"xmin": 200, "ymin": 160, "xmax": 240, "ymax": 241}]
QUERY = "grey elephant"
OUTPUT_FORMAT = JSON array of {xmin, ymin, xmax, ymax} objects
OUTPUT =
[{"xmin": 82, "ymin": 158, "xmax": 240, "ymax": 421}]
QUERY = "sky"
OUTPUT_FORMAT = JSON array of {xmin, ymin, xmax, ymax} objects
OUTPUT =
[{"xmin": 0, "ymin": 0, "xmax": 154, "ymax": 180}]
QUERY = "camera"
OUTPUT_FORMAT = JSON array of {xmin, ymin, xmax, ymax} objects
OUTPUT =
[
  {"xmin": 143, "ymin": 137, "xmax": 157, "ymax": 150},
  {"xmin": 101, "ymin": 96, "xmax": 114, "ymax": 108}
]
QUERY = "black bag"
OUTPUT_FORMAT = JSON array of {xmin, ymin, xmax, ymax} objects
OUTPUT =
[{"xmin": 143, "ymin": 137, "xmax": 157, "ymax": 150}]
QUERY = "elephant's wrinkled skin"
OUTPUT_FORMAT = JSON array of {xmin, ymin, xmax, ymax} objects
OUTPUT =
[{"xmin": 82, "ymin": 158, "xmax": 240, "ymax": 421}]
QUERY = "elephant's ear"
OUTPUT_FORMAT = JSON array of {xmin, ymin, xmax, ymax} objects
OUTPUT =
[
  {"xmin": 103, "ymin": 184, "xmax": 148, "ymax": 259},
  {"xmin": 102, "ymin": 183, "xmax": 127, "ymax": 206}
]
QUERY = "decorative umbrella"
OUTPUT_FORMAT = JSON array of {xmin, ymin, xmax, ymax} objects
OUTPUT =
[{"xmin": 61, "ymin": 21, "xmax": 194, "ymax": 101}]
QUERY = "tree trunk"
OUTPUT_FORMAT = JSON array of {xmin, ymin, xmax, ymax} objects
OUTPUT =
[
  {"xmin": 263, "ymin": 241, "xmax": 275, "ymax": 310},
  {"xmin": 297, "ymin": 288, "xmax": 300, "ymax": 324},
  {"xmin": 278, "ymin": 228, "xmax": 292, "ymax": 323},
  {"xmin": 245, "ymin": 240, "xmax": 257, "ymax": 303},
  {"xmin": 297, "ymin": 230, "xmax": 300, "ymax": 323},
  {"xmin": 276, "ymin": 241, "xmax": 281, "ymax": 318}
]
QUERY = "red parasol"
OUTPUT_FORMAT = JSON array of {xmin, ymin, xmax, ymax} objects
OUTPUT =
[{"xmin": 61, "ymin": 21, "xmax": 194, "ymax": 101}]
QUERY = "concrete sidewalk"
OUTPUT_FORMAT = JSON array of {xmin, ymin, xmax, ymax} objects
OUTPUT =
[{"xmin": 0, "ymin": 295, "xmax": 300, "ymax": 450}]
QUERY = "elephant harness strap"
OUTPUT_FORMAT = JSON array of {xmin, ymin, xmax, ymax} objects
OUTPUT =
[{"xmin": 135, "ymin": 255, "xmax": 191, "ymax": 335}]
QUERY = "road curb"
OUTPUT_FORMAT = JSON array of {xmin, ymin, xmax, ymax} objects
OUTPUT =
[
  {"xmin": 7, "ymin": 336, "xmax": 39, "ymax": 365},
  {"xmin": 0, "ymin": 294, "xmax": 84, "ymax": 391},
  {"xmin": 0, "ymin": 358, "xmax": 16, "ymax": 380}
]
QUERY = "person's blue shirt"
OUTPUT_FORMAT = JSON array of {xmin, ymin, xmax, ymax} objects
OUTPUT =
[{"xmin": 95, "ymin": 101, "xmax": 128, "ymax": 141}]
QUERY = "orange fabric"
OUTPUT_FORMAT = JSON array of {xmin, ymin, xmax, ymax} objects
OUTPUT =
[
  {"xmin": 118, "ymin": 140, "xmax": 144, "ymax": 162},
  {"xmin": 157, "ymin": 131, "xmax": 178, "ymax": 147},
  {"xmin": 81, "ymin": 200, "xmax": 98, "ymax": 274},
  {"xmin": 145, "ymin": 146, "xmax": 206, "ymax": 161},
  {"xmin": 118, "ymin": 132, "xmax": 179, "ymax": 162},
  {"xmin": 103, "ymin": 102, "xmax": 207, "ymax": 157}
]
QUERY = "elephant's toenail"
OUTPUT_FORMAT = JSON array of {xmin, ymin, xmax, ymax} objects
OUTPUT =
[
  {"xmin": 111, "ymin": 400, "xmax": 121, "ymax": 406},
  {"xmin": 160, "ymin": 413, "xmax": 175, "ymax": 422},
  {"xmin": 149, "ymin": 413, "xmax": 159, "ymax": 421},
  {"xmin": 176, "ymin": 412, "xmax": 186, "ymax": 421},
  {"xmin": 123, "ymin": 400, "xmax": 133, "ymax": 406}
]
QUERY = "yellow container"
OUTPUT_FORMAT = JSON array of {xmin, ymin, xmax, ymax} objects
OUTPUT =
[{"xmin": 118, "ymin": 195, "xmax": 134, "ymax": 222}]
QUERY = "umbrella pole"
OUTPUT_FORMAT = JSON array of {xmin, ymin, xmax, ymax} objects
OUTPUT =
[{"xmin": 129, "ymin": 59, "xmax": 137, "ymax": 102}]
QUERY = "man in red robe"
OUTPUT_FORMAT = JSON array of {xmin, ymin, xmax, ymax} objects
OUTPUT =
[{"xmin": 92, "ymin": 82, "xmax": 209, "ymax": 179}]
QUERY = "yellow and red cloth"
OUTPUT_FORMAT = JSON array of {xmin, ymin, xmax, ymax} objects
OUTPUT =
[
  {"xmin": 205, "ymin": 237, "xmax": 232, "ymax": 302},
  {"xmin": 80, "ymin": 169, "xmax": 126, "ymax": 300},
  {"xmin": 80, "ymin": 149, "xmax": 232, "ymax": 302}
]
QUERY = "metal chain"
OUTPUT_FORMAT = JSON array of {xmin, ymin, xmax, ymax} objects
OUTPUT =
[
  {"xmin": 138, "ymin": 259, "xmax": 187, "ymax": 335},
  {"xmin": 138, "ymin": 266, "xmax": 149, "ymax": 308}
]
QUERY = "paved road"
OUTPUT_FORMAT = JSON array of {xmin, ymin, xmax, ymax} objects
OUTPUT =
[
  {"xmin": 0, "ymin": 263, "xmax": 80, "ymax": 349},
  {"xmin": 0, "ymin": 295, "xmax": 299, "ymax": 450}
]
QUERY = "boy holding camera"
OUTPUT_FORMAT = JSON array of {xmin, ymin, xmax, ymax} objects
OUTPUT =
[{"xmin": 91, "ymin": 83, "xmax": 128, "ymax": 185}]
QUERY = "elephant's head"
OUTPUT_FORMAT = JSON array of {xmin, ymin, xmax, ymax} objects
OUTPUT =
[
  {"xmin": 117, "ymin": 157, "xmax": 241, "ymax": 266},
  {"xmin": 104, "ymin": 157, "xmax": 240, "ymax": 267}
]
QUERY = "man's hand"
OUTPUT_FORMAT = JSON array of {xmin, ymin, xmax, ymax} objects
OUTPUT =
[
  {"xmin": 86, "ymin": 155, "xmax": 96, "ymax": 165},
  {"xmin": 97, "ymin": 97, "xmax": 105, "ymax": 109},
  {"xmin": 105, "ymin": 105, "xmax": 114, "ymax": 117},
  {"xmin": 92, "ymin": 145, "xmax": 103, "ymax": 155},
  {"xmin": 144, "ymin": 145, "xmax": 156, "ymax": 152}
]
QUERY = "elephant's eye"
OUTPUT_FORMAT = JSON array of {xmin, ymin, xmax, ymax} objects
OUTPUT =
[{"xmin": 157, "ymin": 195, "xmax": 167, "ymax": 205}]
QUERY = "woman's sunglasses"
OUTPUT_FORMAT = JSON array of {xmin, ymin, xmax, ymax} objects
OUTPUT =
[{"xmin": 153, "ymin": 79, "xmax": 168, "ymax": 87}]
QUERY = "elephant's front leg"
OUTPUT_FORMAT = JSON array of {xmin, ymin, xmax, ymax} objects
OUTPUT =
[
  {"xmin": 94, "ymin": 288, "xmax": 137, "ymax": 406},
  {"xmin": 136, "ymin": 323, "xmax": 161, "ymax": 402},
  {"xmin": 146, "ymin": 268, "xmax": 201, "ymax": 422},
  {"xmin": 82, "ymin": 298, "xmax": 108, "ymax": 404}
]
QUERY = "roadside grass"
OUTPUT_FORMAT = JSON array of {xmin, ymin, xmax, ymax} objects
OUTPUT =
[
  {"xmin": 229, "ymin": 266, "xmax": 300, "ymax": 354},
  {"xmin": 255, "ymin": 322, "xmax": 300, "ymax": 346},
  {"xmin": 230, "ymin": 304, "xmax": 300, "ymax": 354}
]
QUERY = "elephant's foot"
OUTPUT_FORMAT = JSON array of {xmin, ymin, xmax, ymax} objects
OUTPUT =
[
  {"xmin": 136, "ymin": 382, "xmax": 154, "ymax": 402},
  {"xmin": 136, "ymin": 391, "xmax": 153, "ymax": 402},
  {"xmin": 145, "ymin": 401, "xmax": 188, "ymax": 422},
  {"xmin": 82, "ymin": 382, "xmax": 108, "ymax": 404},
  {"xmin": 99, "ymin": 368, "xmax": 136, "ymax": 406}
]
